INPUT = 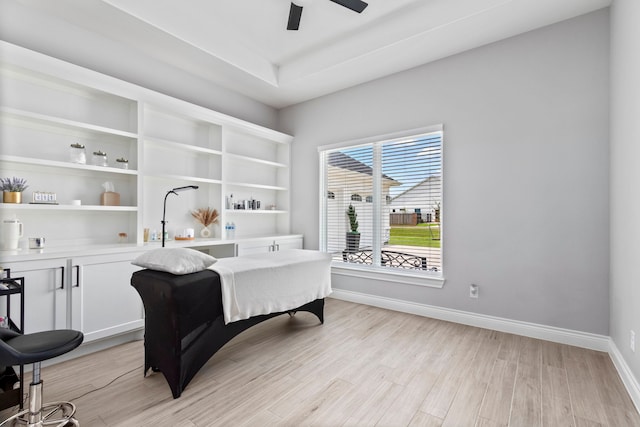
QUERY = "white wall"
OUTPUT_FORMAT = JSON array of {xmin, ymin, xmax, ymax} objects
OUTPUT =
[
  {"xmin": 610, "ymin": 0, "xmax": 640, "ymax": 384},
  {"xmin": 0, "ymin": 0, "xmax": 278, "ymax": 130},
  {"xmin": 280, "ymin": 10, "xmax": 610, "ymax": 335}
]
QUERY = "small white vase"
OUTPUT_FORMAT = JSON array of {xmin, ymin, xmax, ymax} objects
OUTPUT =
[{"xmin": 200, "ymin": 226, "xmax": 211, "ymax": 238}]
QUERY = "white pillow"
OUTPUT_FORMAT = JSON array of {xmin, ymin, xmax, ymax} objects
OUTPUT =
[{"xmin": 132, "ymin": 248, "xmax": 217, "ymax": 275}]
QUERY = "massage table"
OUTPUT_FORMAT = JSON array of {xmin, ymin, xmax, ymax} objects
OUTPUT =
[{"xmin": 130, "ymin": 249, "xmax": 331, "ymax": 398}]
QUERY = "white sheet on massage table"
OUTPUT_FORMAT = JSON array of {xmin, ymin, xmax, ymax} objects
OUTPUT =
[{"xmin": 209, "ymin": 249, "xmax": 333, "ymax": 324}]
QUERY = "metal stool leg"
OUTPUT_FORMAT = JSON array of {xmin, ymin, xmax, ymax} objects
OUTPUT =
[{"xmin": 0, "ymin": 362, "xmax": 79, "ymax": 427}]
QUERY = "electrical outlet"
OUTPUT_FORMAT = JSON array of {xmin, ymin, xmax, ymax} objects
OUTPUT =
[
  {"xmin": 469, "ymin": 284, "xmax": 479, "ymax": 298},
  {"xmin": 631, "ymin": 330, "xmax": 636, "ymax": 353}
]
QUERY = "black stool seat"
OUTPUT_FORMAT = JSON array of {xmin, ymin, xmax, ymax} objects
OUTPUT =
[{"xmin": 0, "ymin": 329, "xmax": 84, "ymax": 366}]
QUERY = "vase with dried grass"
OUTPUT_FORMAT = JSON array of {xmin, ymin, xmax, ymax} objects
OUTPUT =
[{"xmin": 191, "ymin": 207, "xmax": 219, "ymax": 238}]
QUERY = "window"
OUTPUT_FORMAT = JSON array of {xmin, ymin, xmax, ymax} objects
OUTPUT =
[{"xmin": 319, "ymin": 126, "xmax": 442, "ymax": 276}]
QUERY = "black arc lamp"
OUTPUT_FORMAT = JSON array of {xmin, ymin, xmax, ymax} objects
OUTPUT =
[{"xmin": 162, "ymin": 185, "xmax": 198, "ymax": 247}]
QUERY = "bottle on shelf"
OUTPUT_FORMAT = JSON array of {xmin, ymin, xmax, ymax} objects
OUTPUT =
[{"xmin": 225, "ymin": 222, "xmax": 236, "ymax": 239}]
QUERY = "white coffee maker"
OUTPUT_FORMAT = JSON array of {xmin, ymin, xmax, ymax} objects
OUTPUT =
[{"xmin": 1, "ymin": 217, "xmax": 24, "ymax": 250}]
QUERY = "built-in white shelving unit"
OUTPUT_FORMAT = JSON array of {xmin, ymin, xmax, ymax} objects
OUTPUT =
[{"xmin": 0, "ymin": 41, "xmax": 296, "ymax": 251}]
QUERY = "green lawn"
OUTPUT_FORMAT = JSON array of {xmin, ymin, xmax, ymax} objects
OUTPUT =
[{"xmin": 389, "ymin": 223, "xmax": 441, "ymax": 248}]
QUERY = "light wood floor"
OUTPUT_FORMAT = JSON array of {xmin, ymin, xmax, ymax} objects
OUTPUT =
[{"xmin": 2, "ymin": 299, "xmax": 639, "ymax": 426}]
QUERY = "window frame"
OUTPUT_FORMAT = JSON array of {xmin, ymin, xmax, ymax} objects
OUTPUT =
[{"xmin": 318, "ymin": 124, "xmax": 445, "ymax": 288}]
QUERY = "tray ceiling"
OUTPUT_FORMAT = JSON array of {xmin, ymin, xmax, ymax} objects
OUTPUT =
[{"xmin": 6, "ymin": 0, "xmax": 610, "ymax": 107}]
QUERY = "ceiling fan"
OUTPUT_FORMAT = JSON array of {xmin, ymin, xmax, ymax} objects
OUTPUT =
[{"xmin": 287, "ymin": 0, "xmax": 369, "ymax": 31}]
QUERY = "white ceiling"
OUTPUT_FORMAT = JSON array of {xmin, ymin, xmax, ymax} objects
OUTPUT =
[{"xmin": 14, "ymin": 0, "xmax": 610, "ymax": 108}]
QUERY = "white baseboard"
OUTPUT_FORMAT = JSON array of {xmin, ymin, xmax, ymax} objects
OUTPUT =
[
  {"xmin": 329, "ymin": 289, "xmax": 640, "ymax": 414},
  {"xmin": 609, "ymin": 339, "xmax": 640, "ymax": 414},
  {"xmin": 329, "ymin": 289, "xmax": 609, "ymax": 350}
]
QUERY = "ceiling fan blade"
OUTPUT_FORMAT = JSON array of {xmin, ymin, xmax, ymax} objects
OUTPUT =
[
  {"xmin": 329, "ymin": 0, "xmax": 368, "ymax": 13},
  {"xmin": 287, "ymin": 3, "xmax": 303, "ymax": 30}
]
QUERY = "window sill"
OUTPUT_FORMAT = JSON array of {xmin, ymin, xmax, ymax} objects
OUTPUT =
[{"xmin": 331, "ymin": 262, "xmax": 445, "ymax": 289}]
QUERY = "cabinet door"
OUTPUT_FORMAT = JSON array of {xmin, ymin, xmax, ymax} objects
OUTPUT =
[
  {"xmin": 3, "ymin": 259, "xmax": 67, "ymax": 333},
  {"xmin": 71, "ymin": 253, "xmax": 144, "ymax": 342}
]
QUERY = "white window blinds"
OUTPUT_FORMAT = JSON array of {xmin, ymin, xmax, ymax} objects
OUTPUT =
[{"xmin": 320, "ymin": 128, "xmax": 442, "ymax": 274}]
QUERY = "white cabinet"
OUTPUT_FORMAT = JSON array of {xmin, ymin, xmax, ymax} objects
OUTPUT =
[
  {"xmin": 70, "ymin": 252, "xmax": 144, "ymax": 342},
  {"xmin": 2, "ymin": 258, "xmax": 67, "ymax": 333},
  {"xmin": 236, "ymin": 235, "xmax": 303, "ymax": 256},
  {"xmin": 1, "ymin": 252, "xmax": 144, "ymax": 341}
]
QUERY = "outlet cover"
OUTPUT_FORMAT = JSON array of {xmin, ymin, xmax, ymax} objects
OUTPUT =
[
  {"xmin": 469, "ymin": 284, "xmax": 479, "ymax": 298},
  {"xmin": 631, "ymin": 330, "xmax": 636, "ymax": 352}
]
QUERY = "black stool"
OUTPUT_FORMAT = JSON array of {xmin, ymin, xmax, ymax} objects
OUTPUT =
[{"xmin": 0, "ymin": 328, "xmax": 84, "ymax": 427}]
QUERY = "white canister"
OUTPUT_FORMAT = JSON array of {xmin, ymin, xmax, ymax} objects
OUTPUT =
[{"xmin": 1, "ymin": 218, "xmax": 24, "ymax": 250}]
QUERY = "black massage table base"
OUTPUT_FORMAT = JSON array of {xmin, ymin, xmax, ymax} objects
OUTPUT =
[
  {"xmin": 147, "ymin": 298, "xmax": 324, "ymax": 399},
  {"xmin": 131, "ymin": 267, "xmax": 324, "ymax": 399}
]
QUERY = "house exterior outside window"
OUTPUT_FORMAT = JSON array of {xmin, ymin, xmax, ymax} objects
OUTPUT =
[{"xmin": 319, "ymin": 125, "xmax": 443, "ymax": 284}]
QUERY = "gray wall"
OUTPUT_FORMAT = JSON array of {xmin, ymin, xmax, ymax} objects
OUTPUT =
[
  {"xmin": 0, "ymin": 0, "xmax": 278, "ymax": 130},
  {"xmin": 280, "ymin": 10, "xmax": 610, "ymax": 335},
  {"xmin": 610, "ymin": 0, "xmax": 640, "ymax": 383}
]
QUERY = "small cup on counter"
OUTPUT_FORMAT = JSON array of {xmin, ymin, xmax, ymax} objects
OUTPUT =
[{"xmin": 29, "ymin": 237, "xmax": 45, "ymax": 249}]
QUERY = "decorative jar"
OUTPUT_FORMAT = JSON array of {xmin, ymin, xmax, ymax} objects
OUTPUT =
[
  {"xmin": 115, "ymin": 157, "xmax": 129, "ymax": 170},
  {"xmin": 69, "ymin": 143, "xmax": 86, "ymax": 164},
  {"xmin": 92, "ymin": 150, "xmax": 108, "ymax": 167}
]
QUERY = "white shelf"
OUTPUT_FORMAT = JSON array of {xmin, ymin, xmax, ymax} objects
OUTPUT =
[
  {"xmin": 0, "ymin": 203, "xmax": 138, "ymax": 212},
  {"xmin": 144, "ymin": 136, "xmax": 222, "ymax": 156},
  {"xmin": 225, "ymin": 209, "xmax": 287, "ymax": 214},
  {"xmin": 225, "ymin": 153, "xmax": 287, "ymax": 169},
  {"xmin": 0, "ymin": 155, "xmax": 138, "ymax": 175},
  {"xmin": 144, "ymin": 173, "xmax": 222, "ymax": 185},
  {"xmin": 226, "ymin": 181, "xmax": 288, "ymax": 191},
  {"xmin": 0, "ymin": 106, "xmax": 137, "ymax": 139}
]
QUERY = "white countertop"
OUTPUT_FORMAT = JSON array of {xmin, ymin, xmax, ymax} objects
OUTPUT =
[
  {"xmin": 0, "ymin": 234, "xmax": 302, "ymax": 263},
  {"xmin": 0, "ymin": 238, "xmax": 226, "ymax": 262}
]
